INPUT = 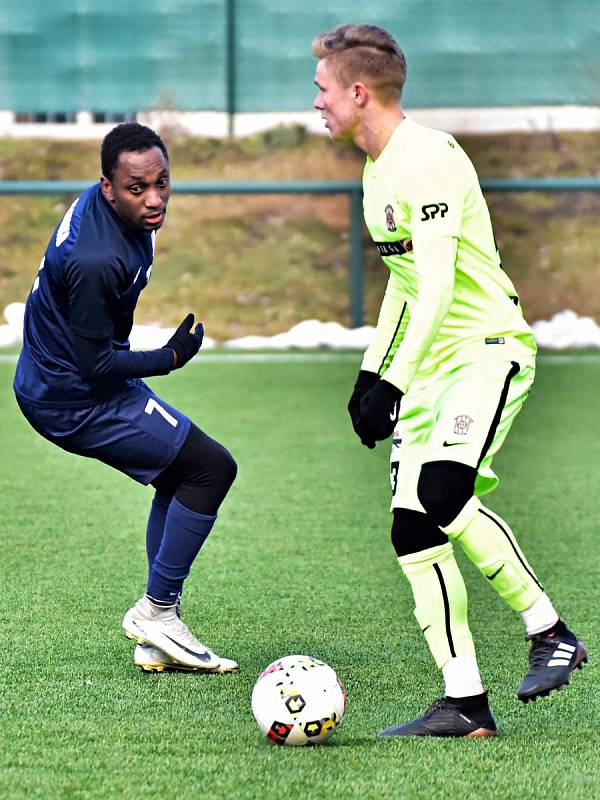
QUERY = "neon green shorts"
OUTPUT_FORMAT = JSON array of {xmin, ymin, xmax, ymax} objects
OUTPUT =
[{"xmin": 390, "ymin": 357, "xmax": 535, "ymax": 510}]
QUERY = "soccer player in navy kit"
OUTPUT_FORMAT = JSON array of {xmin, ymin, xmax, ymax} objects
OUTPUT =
[{"xmin": 14, "ymin": 123, "xmax": 238, "ymax": 673}]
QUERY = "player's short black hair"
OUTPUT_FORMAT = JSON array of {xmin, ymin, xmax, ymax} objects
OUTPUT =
[{"xmin": 101, "ymin": 122, "xmax": 169, "ymax": 179}]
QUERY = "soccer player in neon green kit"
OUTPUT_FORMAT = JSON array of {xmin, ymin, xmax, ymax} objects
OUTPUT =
[{"xmin": 313, "ymin": 23, "xmax": 587, "ymax": 737}]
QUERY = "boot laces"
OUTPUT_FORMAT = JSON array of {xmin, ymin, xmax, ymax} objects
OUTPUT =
[
  {"xmin": 424, "ymin": 698, "xmax": 448, "ymax": 717},
  {"xmin": 528, "ymin": 635, "xmax": 568, "ymax": 668}
]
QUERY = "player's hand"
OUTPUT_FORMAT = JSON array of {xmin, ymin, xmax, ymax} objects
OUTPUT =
[
  {"xmin": 348, "ymin": 370, "xmax": 380, "ymax": 448},
  {"xmin": 358, "ymin": 379, "xmax": 403, "ymax": 444},
  {"xmin": 164, "ymin": 313, "xmax": 204, "ymax": 368}
]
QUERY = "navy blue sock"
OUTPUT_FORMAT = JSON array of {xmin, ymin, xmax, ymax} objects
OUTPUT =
[
  {"xmin": 146, "ymin": 494, "xmax": 171, "ymax": 570},
  {"xmin": 146, "ymin": 497, "xmax": 216, "ymax": 603}
]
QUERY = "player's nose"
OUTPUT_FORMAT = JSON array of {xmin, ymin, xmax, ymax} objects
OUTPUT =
[{"xmin": 145, "ymin": 189, "xmax": 162, "ymax": 209}]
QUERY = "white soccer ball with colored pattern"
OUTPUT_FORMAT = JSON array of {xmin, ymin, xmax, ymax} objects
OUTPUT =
[{"xmin": 251, "ymin": 655, "xmax": 346, "ymax": 746}]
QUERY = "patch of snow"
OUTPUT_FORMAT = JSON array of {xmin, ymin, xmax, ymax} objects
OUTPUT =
[
  {"xmin": 223, "ymin": 319, "xmax": 373, "ymax": 350},
  {"xmin": 3, "ymin": 303, "xmax": 600, "ymax": 351},
  {"xmin": 0, "ymin": 302, "xmax": 25, "ymax": 346},
  {"xmin": 128, "ymin": 324, "xmax": 216, "ymax": 351},
  {"xmin": 530, "ymin": 309, "xmax": 600, "ymax": 349}
]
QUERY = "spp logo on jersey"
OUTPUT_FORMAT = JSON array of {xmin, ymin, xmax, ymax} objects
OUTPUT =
[{"xmin": 421, "ymin": 202, "xmax": 448, "ymax": 221}]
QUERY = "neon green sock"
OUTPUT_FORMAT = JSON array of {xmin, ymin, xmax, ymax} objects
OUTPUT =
[
  {"xmin": 442, "ymin": 497, "xmax": 543, "ymax": 613},
  {"xmin": 398, "ymin": 542, "xmax": 476, "ymax": 669}
]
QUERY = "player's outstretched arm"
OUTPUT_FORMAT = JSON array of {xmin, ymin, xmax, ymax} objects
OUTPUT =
[
  {"xmin": 71, "ymin": 312, "xmax": 204, "ymax": 382},
  {"xmin": 72, "ymin": 332, "xmax": 174, "ymax": 381}
]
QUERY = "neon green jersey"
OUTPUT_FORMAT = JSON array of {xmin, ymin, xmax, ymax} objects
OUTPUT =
[{"xmin": 361, "ymin": 117, "xmax": 536, "ymax": 392}]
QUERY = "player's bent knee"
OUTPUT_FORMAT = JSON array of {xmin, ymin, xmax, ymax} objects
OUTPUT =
[
  {"xmin": 217, "ymin": 446, "xmax": 238, "ymax": 492},
  {"xmin": 183, "ymin": 442, "xmax": 237, "ymax": 512},
  {"xmin": 158, "ymin": 423, "xmax": 237, "ymax": 514},
  {"xmin": 417, "ymin": 460, "xmax": 477, "ymax": 528},
  {"xmin": 391, "ymin": 508, "xmax": 448, "ymax": 557}
]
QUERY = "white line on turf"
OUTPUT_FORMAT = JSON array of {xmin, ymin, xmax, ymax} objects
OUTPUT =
[
  {"xmin": 1, "ymin": 352, "xmax": 600, "ymax": 365},
  {"xmin": 0, "ymin": 352, "xmax": 361, "ymax": 365},
  {"xmin": 537, "ymin": 354, "xmax": 600, "ymax": 364}
]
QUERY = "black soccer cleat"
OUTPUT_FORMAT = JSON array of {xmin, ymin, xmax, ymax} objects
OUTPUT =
[
  {"xmin": 517, "ymin": 628, "xmax": 588, "ymax": 703},
  {"xmin": 378, "ymin": 695, "xmax": 497, "ymax": 738}
]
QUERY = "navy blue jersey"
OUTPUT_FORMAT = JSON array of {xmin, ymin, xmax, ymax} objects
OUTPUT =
[{"xmin": 14, "ymin": 183, "xmax": 172, "ymax": 407}]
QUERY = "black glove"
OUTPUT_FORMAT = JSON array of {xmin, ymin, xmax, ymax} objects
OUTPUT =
[
  {"xmin": 358, "ymin": 379, "xmax": 403, "ymax": 443},
  {"xmin": 164, "ymin": 313, "xmax": 204, "ymax": 368},
  {"xmin": 348, "ymin": 370, "xmax": 380, "ymax": 448}
]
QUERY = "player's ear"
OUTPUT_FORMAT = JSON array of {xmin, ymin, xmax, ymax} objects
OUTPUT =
[
  {"xmin": 352, "ymin": 82, "xmax": 368, "ymax": 107},
  {"xmin": 100, "ymin": 175, "xmax": 115, "ymax": 204}
]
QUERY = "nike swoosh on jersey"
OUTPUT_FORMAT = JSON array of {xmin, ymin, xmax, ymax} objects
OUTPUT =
[{"xmin": 442, "ymin": 441, "xmax": 467, "ymax": 447}]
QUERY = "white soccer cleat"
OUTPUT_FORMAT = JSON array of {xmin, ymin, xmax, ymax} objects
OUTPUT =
[
  {"xmin": 133, "ymin": 644, "xmax": 238, "ymax": 673},
  {"xmin": 123, "ymin": 595, "xmax": 231, "ymax": 671}
]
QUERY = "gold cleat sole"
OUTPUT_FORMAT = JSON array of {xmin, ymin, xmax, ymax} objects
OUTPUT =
[{"xmin": 137, "ymin": 661, "xmax": 239, "ymax": 674}]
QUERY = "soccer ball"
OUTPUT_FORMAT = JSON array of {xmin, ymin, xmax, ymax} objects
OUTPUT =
[{"xmin": 251, "ymin": 654, "xmax": 346, "ymax": 746}]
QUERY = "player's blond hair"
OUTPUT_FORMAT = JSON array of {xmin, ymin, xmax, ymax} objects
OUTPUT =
[{"xmin": 312, "ymin": 23, "xmax": 407, "ymax": 103}]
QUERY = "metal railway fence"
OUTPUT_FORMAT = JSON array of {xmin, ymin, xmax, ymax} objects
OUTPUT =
[{"xmin": 1, "ymin": 177, "xmax": 599, "ymax": 327}]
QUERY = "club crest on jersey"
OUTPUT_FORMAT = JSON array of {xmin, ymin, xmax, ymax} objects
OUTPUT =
[
  {"xmin": 384, "ymin": 204, "xmax": 397, "ymax": 232},
  {"xmin": 453, "ymin": 415, "xmax": 473, "ymax": 435}
]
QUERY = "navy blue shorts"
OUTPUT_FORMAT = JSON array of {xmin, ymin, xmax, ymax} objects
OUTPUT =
[{"xmin": 16, "ymin": 381, "xmax": 191, "ymax": 485}]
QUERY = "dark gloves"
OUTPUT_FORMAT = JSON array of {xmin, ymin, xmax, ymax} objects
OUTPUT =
[
  {"xmin": 348, "ymin": 370, "xmax": 380, "ymax": 447},
  {"xmin": 348, "ymin": 370, "xmax": 380, "ymax": 425},
  {"xmin": 358, "ymin": 379, "xmax": 403, "ymax": 446},
  {"xmin": 164, "ymin": 313, "xmax": 204, "ymax": 368}
]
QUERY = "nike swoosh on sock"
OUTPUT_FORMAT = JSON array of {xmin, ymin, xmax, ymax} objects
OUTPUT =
[{"xmin": 486, "ymin": 565, "xmax": 505, "ymax": 581}]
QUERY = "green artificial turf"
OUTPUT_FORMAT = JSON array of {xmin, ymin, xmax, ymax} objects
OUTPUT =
[{"xmin": 0, "ymin": 353, "xmax": 598, "ymax": 799}]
